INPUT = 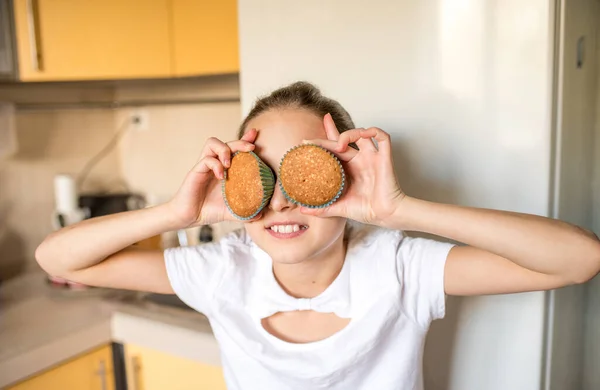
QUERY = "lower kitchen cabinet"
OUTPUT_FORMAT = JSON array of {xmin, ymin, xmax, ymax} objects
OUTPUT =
[
  {"xmin": 124, "ymin": 344, "xmax": 226, "ymax": 390},
  {"xmin": 7, "ymin": 345, "xmax": 114, "ymax": 390}
]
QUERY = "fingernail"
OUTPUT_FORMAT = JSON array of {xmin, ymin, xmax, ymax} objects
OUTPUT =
[
  {"xmin": 224, "ymin": 159, "xmax": 230, "ymax": 167},
  {"xmin": 223, "ymin": 170, "xmax": 227, "ymax": 180}
]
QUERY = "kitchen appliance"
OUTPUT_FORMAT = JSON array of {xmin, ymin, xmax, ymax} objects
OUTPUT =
[
  {"xmin": 237, "ymin": 1, "xmax": 599, "ymax": 388},
  {"xmin": 0, "ymin": 0, "xmax": 17, "ymax": 80},
  {"xmin": 52, "ymin": 174, "xmax": 88, "ymax": 229},
  {"xmin": 79, "ymin": 193, "xmax": 146, "ymax": 219}
]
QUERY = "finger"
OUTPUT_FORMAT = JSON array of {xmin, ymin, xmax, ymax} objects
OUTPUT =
[
  {"xmin": 323, "ymin": 113, "xmax": 340, "ymax": 141},
  {"xmin": 227, "ymin": 139, "xmax": 256, "ymax": 154},
  {"xmin": 337, "ymin": 128, "xmax": 378, "ymax": 152},
  {"xmin": 241, "ymin": 128, "xmax": 258, "ymax": 143},
  {"xmin": 366, "ymin": 127, "xmax": 392, "ymax": 156},
  {"xmin": 356, "ymin": 136, "xmax": 378, "ymax": 152},
  {"xmin": 192, "ymin": 156, "xmax": 224, "ymax": 179},
  {"xmin": 246, "ymin": 210, "xmax": 264, "ymax": 223},
  {"xmin": 302, "ymin": 139, "xmax": 358, "ymax": 162},
  {"xmin": 300, "ymin": 201, "xmax": 344, "ymax": 218},
  {"xmin": 202, "ymin": 137, "xmax": 232, "ymax": 168},
  {"xmin": 225, "ymin": 208, "xmax": 264, "ymax": 223}
]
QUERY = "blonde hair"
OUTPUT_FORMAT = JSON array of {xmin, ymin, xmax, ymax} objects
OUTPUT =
[{"xmin": 238, "ymin": 81, "xmax": 355, "ymax": 138}]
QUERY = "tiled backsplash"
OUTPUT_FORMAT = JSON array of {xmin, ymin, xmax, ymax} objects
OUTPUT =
[{"xmin": 0, "ymin": 76, "xmax": 244, "ymax": 279}]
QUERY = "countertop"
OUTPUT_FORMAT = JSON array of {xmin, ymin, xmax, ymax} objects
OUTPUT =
[{"xmin": 0, "ymin": 273, "xmax": 220, "ymax": 388}]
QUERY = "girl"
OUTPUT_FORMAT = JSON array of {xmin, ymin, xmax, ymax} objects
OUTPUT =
[{"xmin": 36, "ymin": 82, "xmax": 600, "ymax": 390}]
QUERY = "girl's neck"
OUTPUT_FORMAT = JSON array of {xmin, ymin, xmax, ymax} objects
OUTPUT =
[{"xmin": 272, "ymin": 232, "xmax": 347, "ymax": 299}]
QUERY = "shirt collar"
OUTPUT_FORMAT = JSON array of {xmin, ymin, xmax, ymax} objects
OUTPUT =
[{"xmin": 245, "ymin": 243, "xmax": 352, "ymax": 319}]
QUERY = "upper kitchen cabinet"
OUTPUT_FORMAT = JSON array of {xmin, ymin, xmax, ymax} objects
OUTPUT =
[
  {"xmin": 170, "ymin": 0, "xmax": 239, "ymax": 76},
  {"xmin": 12, "ymin": 0, "xmax": 172, "ymax": 81},
  {"xmin": 10, "ymin": 0, "xmax": 239, "ymax": 82}
]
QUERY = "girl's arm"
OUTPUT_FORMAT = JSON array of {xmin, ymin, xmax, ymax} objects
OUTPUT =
[
  {"xmin": 304, "ymin": 116, "xmax": 600, "ymax": 295},
  {"xmin": 36, "ymin": 205, "xmax": 179, "ymax": 293},
  {"xmin": 35, "ymin": 133, "xmax": 257, "ymax": 293},
  {"xmin": 386, "ymin": 197, "xmax": 600, "ymax": 295}
]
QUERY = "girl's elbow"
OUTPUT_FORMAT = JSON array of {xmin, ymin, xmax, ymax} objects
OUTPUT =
[
  {"xmin": 571, "ymin": 242, "xmax": 600, "ymax": 285},
  {"xmin": 35, "ymin": 240, "xmax": 52, "ymax": 274},
  {"xmin": 35, "ymin": 236, "xmax": 63, "ymax": 277}
]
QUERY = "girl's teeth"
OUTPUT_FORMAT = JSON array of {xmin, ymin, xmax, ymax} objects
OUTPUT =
[{"xmin": 270, "ymin": 225, "xmax": 301, "ymax": 234}]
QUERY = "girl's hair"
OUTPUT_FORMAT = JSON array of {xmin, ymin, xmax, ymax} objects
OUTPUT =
[{"xmin": 237, "ymin": 81, "xmax": 355, "ymax": 138}]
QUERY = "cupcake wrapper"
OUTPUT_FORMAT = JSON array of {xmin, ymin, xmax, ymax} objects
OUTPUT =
[
  {"xmin": 222, "ymin": 151, "xmax": 275, "ymax": 220},
  {"xmin": 278, "ymin": 144, "xmax": 346, "ymax": 209}
]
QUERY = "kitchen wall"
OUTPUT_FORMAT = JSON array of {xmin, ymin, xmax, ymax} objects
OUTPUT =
[
  {"xmin": 0, "ymin": 84, "xmax": 120, "ymax": 279},
  {"xmin": 0, "ymin": 76, "xmax": 243, "ymax": 279},
  {"xmin": 113, "ymin": 76, "xmax": 243, "ymax": 244},
  {"xmin": 237, "ymin": 1, "xmax": 553, "ymax": 389}
]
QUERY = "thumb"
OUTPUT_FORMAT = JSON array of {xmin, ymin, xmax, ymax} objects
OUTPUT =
[{"xmin": 300, "ymin": 201, "xmax": 345, "ymax": 218}]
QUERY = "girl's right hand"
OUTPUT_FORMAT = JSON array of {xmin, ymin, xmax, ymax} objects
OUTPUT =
[{"xmin": 167, "ymin": 129, "xmax": 258, "ymax": 228}]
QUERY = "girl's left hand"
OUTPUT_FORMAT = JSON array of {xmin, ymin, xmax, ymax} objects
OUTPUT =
[{"xmin": 301, "ymin": 114, "xmax": 406, "ymax": 226}]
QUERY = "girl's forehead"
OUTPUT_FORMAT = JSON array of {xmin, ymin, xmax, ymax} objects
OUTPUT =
[{"xmin": 248, "ymin": 109, "xmax": 326, "ymax": 165}]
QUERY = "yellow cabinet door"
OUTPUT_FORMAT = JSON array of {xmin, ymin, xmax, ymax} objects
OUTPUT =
[
  {"xmin": 125, "ymin": 344, "xmax": 226, "ymax": 390},
  {"xmin": 170, "ymin": 0, "xmax": 239, "ymax": 77},
  {"xmin": 13, "ymin": 0, "xmax": 171, "ymax": 81},
  {"xmin": 7, "ymin": 345, "xmax": 114, "ymax": 390}
]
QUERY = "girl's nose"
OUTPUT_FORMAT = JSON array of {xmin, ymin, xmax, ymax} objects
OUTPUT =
[{"xmin": 269, "ymin": 181, "xmax": 296, "ymax": 212}]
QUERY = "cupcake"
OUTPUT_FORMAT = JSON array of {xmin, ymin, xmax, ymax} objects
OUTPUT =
[
  {"xmin": 223, "ymin": 152, "xmax": 275, "ymax": 220},
  {"xmin": 279, "ymin": 144, "xmax": 345, "ymax": 208}
]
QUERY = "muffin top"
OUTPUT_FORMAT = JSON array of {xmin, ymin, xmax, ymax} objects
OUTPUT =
[
  {"xmin": 224, "ymin": 152, "xmax": 265, "ymax": 218},
  {"xmin": 279, "ymin": 145, "xmax": 344, "ymax": 207}
]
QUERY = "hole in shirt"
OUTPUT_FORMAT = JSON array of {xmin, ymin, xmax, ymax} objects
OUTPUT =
[{"xmin": 261, "ymin": 311, "xmax": 351, "ymax": 344}]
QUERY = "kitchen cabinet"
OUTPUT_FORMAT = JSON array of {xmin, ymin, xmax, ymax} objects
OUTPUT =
[
  {"xmin": 11, "ymin": 0, "xmax": 238, "ymax": 82},
  {"xmin": 7, "ymin": 345, "xmax": 114, "ymax": 390},
  {"xmin": 170, "ymin": 0, "xmax": 239, "ymax": 76},
  {"xmin": 125, "ymin": 344, "xmax": 226, "ymax": 390},
  {"xmin": 12, "ymin": 0, "xmax": 172, "ymax": 81}
]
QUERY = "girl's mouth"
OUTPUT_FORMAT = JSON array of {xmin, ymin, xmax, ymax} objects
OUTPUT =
[{"xmin": 265, "ymin": 223, "xmax": 309, "ymax": 239}]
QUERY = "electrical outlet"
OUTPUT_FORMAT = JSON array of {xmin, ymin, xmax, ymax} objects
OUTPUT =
[{"xmin": 129, "ymin": 110, "xmax": 149, "ymax": 131}]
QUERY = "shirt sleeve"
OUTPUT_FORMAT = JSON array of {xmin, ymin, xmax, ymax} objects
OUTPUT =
[
  {"xmin": 396, "ymin": 236, "xmax": 455, "ymax": 328},
  {"xmin": 164, "ymin": 242, "xmax": 228, "ymax": 316}
]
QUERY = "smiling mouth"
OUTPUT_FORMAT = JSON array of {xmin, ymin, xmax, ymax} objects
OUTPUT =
[{"xmin": 265, "ymin": 223, "xmax": 308, "ymax": 238}]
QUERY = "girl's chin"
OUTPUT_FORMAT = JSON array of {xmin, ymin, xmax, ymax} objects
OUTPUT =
[{"xmin": 265, "ymin": 247, "xmax": 318, "ymax": 265}]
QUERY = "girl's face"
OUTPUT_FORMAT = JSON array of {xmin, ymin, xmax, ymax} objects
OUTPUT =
[{"xmin": 243, "ymin": 108, "xmax": 347, "ymax": 264}]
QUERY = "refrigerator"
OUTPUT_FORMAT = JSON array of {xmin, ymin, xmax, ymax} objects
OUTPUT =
[{"xmin": 237, "ymin": 0, "xmax": 600, "ymax": 389}]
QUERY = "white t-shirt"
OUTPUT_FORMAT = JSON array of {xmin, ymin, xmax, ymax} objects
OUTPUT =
[{"xmin": 164, "ymin": 225, "xmax": 454, "ymax": 390}]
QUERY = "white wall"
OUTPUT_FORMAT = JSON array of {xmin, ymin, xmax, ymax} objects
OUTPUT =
[{"xmin": 238, "ymin": 1, "xmax": 553, "ymax": 389}]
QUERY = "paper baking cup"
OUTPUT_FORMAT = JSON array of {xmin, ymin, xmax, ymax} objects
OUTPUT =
[
  {"xmin": 278, "ymin": 144, "xmax": 345, "ymax": 209},
  {"xmin": 222, "ymin": 151, "xmax": 275, "ymax": 220}
]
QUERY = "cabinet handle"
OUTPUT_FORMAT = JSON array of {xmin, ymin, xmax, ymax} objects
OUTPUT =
[
  {"xmin": 131, "ymin": 356, "xmax": 143, "ymax": 390},
  {"xmin": 26, "ymin": 0, "xmax": 43, "ymax": 71},
  {"xmin": 95, "ymin": 359, "xmax": 108, "ymax": 390}
]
